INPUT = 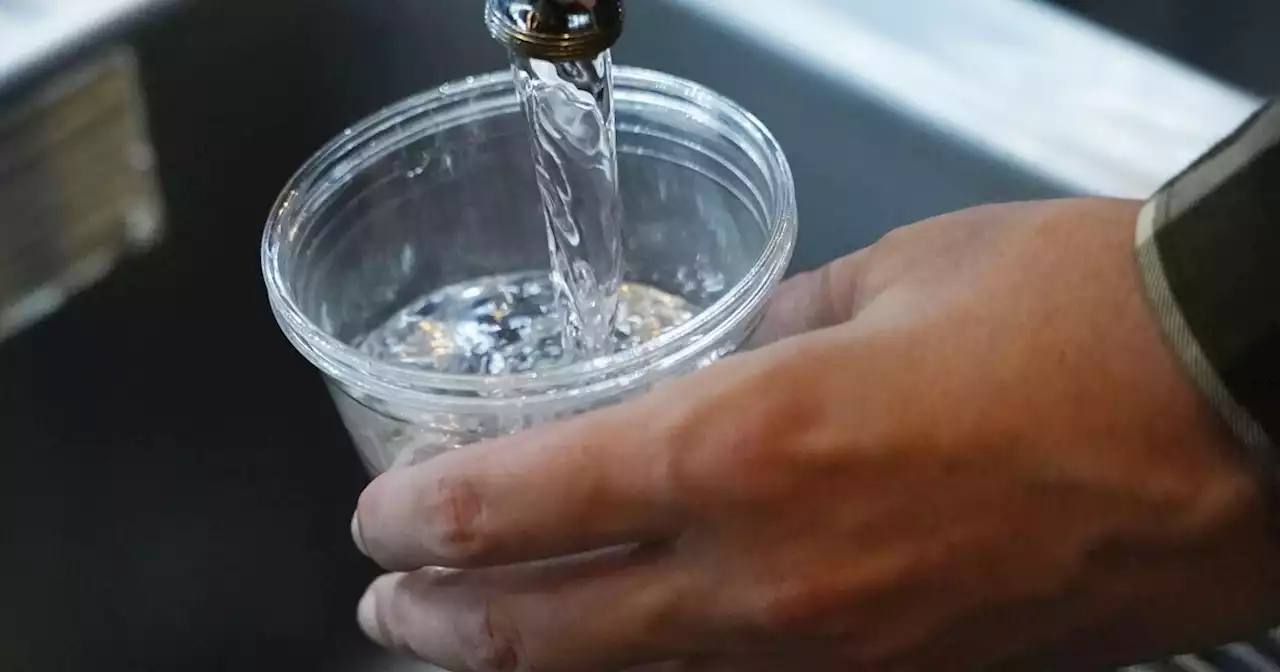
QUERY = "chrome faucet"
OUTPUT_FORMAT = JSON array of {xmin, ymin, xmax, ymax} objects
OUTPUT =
[{"xmin": 485, "ymin": 0, "xmax": 624, "ymax": 61}]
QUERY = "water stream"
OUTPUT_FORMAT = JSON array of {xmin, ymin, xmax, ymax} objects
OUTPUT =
[{"xmin": 511, "ymin": 51, "xmax": 626, "ymax": 358}]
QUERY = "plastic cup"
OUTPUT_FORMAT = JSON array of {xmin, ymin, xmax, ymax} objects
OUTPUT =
[{"xmin": 262, "ymin": 67, "xmax": 796, "ymax": 473}]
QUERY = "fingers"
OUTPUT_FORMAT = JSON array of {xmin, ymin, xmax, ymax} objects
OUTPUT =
[
  {"xmin": 745, "ymin": 250, "xmax": 867, "ymax": 349},
  {"xmin": 353, "ymin": 246, "xmax": 873, "ymax": 572},
  {"xmin": 358, "ymin": 547, "xmax": 704, "ymax": 672},
  {"xmin": 354, "ymin": 399, "xmax": 684, "ymax": 570}
]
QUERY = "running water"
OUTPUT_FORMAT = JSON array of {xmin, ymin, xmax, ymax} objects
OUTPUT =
[{"xmin": 510, "ymin": 51, "xmax": 626, "ymax": 358}]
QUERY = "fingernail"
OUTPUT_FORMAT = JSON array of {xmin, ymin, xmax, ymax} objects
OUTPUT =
[
  {"xmin": 357, "ymin": 589, "xmax": 383, "ymax": 644},
  {"xmin": 351, "ymin": 511, "xmax": 369, "ymax": 557}
]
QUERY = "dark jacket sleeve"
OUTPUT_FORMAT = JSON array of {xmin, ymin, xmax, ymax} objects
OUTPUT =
[{"xmin": 1136, "ymin": 99, "xmax": 1280, "ymax": 474}]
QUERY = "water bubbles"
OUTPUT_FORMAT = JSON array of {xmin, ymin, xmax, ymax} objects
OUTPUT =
[
  {"xmin": 675, "ymin": 254, "xmax": 728, "ymax": 300},
  {"xmin": 355, "ymin": 273, "xmax": 694, "ymax": 376}
]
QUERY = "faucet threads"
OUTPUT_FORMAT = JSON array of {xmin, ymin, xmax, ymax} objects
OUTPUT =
[{"xmin": 485, "ymin": 0, "xmax": 624, "ymax": 61}]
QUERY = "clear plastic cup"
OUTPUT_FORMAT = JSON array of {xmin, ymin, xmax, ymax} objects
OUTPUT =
[{"xmin": 262, "ymin": 67, "xmax": 797, "ymax": 474}]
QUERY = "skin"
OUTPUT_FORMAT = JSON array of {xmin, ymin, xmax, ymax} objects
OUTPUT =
[{"xmin": 350, "ymin": 198, "xmax": 1280, "ymax": 671}]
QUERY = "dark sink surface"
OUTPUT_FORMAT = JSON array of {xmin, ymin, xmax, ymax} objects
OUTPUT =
[
  {"xmin": 0, "ymin": 0, "xmax": 1253, "ymax": 670},
  {"xmin": 1, "ymin": 1, "xmax": 382, "ymax": 669},
  {"xmin": 1050, "ymin": 0, "xmax": 1280, "ymax": 94}
]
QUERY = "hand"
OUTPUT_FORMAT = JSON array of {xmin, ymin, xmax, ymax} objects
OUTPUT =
[{"xmin": 350, "ymin": 198, "xmax": 1280, "ymax": 672}]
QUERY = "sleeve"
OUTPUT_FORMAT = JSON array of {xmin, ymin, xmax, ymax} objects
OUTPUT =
[{"xmin": 1135, "ymin": 99, "xmax": 1280, "ymax": 476}]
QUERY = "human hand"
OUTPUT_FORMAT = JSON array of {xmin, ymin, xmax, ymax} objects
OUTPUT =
[{"xmin": 351, "ymin": 198, "xmax": 1280, "ymax": 671}]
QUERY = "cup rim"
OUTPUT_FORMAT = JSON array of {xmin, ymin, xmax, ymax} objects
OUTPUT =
[{"xmin": 262, "ymin": 66, "xmax": 796, "ymax": 406}]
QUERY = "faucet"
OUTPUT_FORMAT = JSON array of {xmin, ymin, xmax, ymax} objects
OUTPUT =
[{"xmin": 485, "ymin": 0, "xmax": 624, "ymax": 61}]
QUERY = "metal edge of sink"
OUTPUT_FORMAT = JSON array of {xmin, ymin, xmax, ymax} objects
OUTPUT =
[
  {"xmin": 0, "ymin": 0, "xmax": 177, "ymax": 93},
  {"xmin": 667, "ymin": 0, "xmax": 1261, "ymax": 199}
]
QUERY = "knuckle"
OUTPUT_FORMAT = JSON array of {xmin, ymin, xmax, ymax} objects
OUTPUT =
[
  {"xmin": 811, "ymin": 262, "xmax": 842, "ymax": 328},
  {"xmin": 420, "ymin": 476, "xmax": 492, "ymax": 563},
  {"xmin": 664, "ymin": 369, "xmax": 821, "ymax": 511},
  {"xmin": 872, "ymin": 221, "xmax": 918, "ymax": 251},
  {"xmin": 461, "ymin": 597, "xmax": 526, "ymax": 672},
  {"xmin": 868, "ymin": 219, "xmax": 934, "ymax": 266},
  {"xmin": 661, "ymin": 396, "xmax": 741, "ymax": 507},
  {"xmin": 748, "ymin": 580, "xmax": 828, "ymax": 636},
  {"xmin": 650, "ymin": 380, "xmax": 731, "ymax": 503}
]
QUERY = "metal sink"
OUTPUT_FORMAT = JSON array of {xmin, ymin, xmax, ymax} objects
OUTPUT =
[{"xmin": 0, "ymin": 0, "xmax": 1264, "ymax": 670}]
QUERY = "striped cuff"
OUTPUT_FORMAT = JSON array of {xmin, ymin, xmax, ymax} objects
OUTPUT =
[{"xmin": 1134, "ymin": 99, "xmax": 1280, "ymax": 475}]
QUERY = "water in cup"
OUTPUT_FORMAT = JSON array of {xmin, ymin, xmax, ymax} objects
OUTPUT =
[{"xmin": 356, "ymin": 273, "xmax": 693, "ymax": 375}]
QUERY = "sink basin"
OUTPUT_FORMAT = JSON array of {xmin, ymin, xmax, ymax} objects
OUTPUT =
[{"xmin": 0, "ymin": 0, "xmax": 1262, "ymax": 670}]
